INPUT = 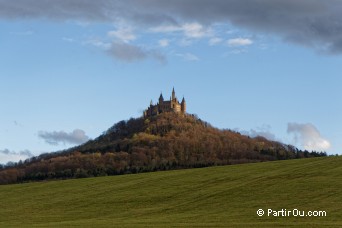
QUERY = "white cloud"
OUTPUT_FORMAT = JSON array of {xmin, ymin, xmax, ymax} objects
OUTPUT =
[
  {"xmin": 228, "ymin": 49, "xmax": 248, "ymax": 55},
  {"xmin": 150, "ymin": 25, "xmax": 181, "ymax": 33},
  {"xmin": 0, "ymin": 149, "xmax": 34, "ymax": 164},
  {"xmin": 108, "ymin": 27, "xmax": 136, "ymax": 43},
  {"xmin": 227, "ymin": 38, "xmax": 253, "ymax": 47},
  {"xmin": 179, "ymin": 38, "xmax": 193, "ymax": 47},
  {"xmin": 38, "ymin": 129, "xmax": 90, "ymax": 146},
  {"xmin": 158, "ymin": 39, "xmax": 169, "ymax": 47},
  {"xmin": 176, "ymin": 52, "xmax": 199, "ymax": 61},
  {"xmin": 151, "ymin": 22, "xmax": 211, "ymax": 39},
  {"xmin": 85, "ymin": 39, "xmax": 111, "ymax": 50},
  {"xmin": 182, "ymin": 23, "xmax": 211, "ymax": 38},
  {"xmin": 209, "ymin": 37, "xmax": 223, "ymax": 46},
  {"xmin": 62, "ymin": 37, "xmax": 75, "ymax": 42},
  {"xmin": 287, "ymin": 123, "xmax": 331, "ymax": 152}
]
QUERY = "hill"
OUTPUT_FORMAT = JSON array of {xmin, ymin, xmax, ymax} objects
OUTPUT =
[
  {"xmin": 0, "ymin": 112, "xmax": 326, "ymax": 184},
  {"xmin": 0, "ymin": 157, "xmax": 341, "ymax": 227}
]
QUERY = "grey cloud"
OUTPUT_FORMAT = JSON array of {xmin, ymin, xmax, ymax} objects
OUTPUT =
[
  {"xmin": 248, "ymin": 130, "xmax": 276, "ymax": 141},
  {"xmin": 0, "ymin": 149, "xmax": 33, "ymax": 157},
  {"xmin": 287, "ymin": 123, "xmax": 331, "ymax": 152},
  {"xmin": 0, "ymin": 0, "xmax": 175, "ymax": 25},
  {"xmin": 0, "ymin": 0, "xmax": 115, "ymax": 21},
  {"xmin": 0, "ymin": 149, "xmax": 11, "ymax": 155},
  {"xmin": 38, "ymin": 129, "xmax": 89, "ymax": 145},
  {"xmin": 132, "ymin": 0, "xmax": 342, "ymax": 54},
  {"xmin": 20, "ymin": 150, "xmax": 34, "ymax": 157},
  {"xmin": 237, "ymin": 124, "xmax": 276, "ymax": 141},
  {"xmin": 0, "ymin": 149, "xmax": 34, "ymax": 164},
  {"xmin": 107, "ymin": 42, "xmax": 166, "ymax": 63},
  {"xmin": 1, "ymin": 0, "xmax": 342, "ymax": 53}
]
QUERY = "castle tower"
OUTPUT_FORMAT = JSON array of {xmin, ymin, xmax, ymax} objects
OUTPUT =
[
  {"xmin": 172, "ymin": 87, "xmax": 176, "ymax": 100},
  {"xmin": 159, "ymin": 93, "xmax": 164, "ymax": 103},
  {"xmin": 181, "ymin": 97, "xmax": 186, "ymax": 113}
]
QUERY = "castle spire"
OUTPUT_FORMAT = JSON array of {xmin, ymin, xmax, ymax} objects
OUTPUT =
[
  {"xmin": 181, "ymin": 96, "xmax": 185, "ymax": 103},
  {"xmin": 172, "ymin": 87, "xmax": 176, "ymax": 100}
]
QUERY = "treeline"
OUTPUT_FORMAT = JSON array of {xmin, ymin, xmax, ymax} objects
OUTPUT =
[{"xmin": 0, "ymin": 113, "xmax": 327, "ymax": 184}]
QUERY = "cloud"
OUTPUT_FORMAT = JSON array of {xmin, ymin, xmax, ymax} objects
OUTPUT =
[
  {"xmin": 209, "ymin": 37, "xmax": 223, "ymax": 46},
  {"xmin": 1, "ymin": 1, "xmax": 342, "ymax": 54},
  {"xmin": 287, "ymin": 123, "xmax": 331, "ymax": 152},
  {"xmin": 150, "ymin": 22, "xmax": 211, "ymax": 39},
  {"xmin": 149, "ymin": 25, "xmax": 181, "ymax": 33},
  {"xmin": 182, "ymin": 23, "xmax": 212, "ymax": 38},
  {"xmin": 85, "ymin": 39, "xmax": 111, "ymax": 50},
  {"xmin": 107, "ymin": 42, "xmax": 166, "ymax": 63},
  {"xmin": 62, "ymin": 37, "xmax": 75, "ymax": 43},
  {"xmin": 13, "ymin": 120, "xmax": 19, "ymax": 126},
  {"xmin": 107, "ymin": 42, "xmax": 146, "ymax": 61},
  {"xmin": 176, "ymin": 52, "xmax": 199, "ymax": 61},
  {"xmin": 158, "ymin": 39, "xmax": 169, "ymax": 47},
  {"xmin": 38, "ymin": 129, "xmax": 89, "ymax": 146},
  {"xmin": 85, "ymin": 38, "xmax": 166, "ymax": 63},
  {"xmin": 179, "ymin": 38, "xmax": 193, "ymax": 47},
  {"xmin": 0, "ymin": 0, "xmax": 114, "ymax": 21},
  {"xmin": 0, "ymin": 149, "xmax": 34, "ymax": 164},
  {"xmin": 227, "ymin": 38, "xmax": 253, "ymax": 47},
  {"xmin": 228, "ymin": 49, "xmax": 248, "ymax": 55},
  {"xmin": 108, "ymin": 28, "xmax": 136, "ymax": 43},
  {"xmin": 238, "ymin": 124, "xmax": 276, "ymax": 141}
]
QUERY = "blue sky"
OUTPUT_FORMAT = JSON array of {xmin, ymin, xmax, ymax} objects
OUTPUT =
[{"xmin": 1, "ymin": 0, "xmax": 342, "ymax": 163}]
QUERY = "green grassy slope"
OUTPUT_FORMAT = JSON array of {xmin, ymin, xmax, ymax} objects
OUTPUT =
[{"xmin": 0, "ymin": 157, "xmax": 341, "ymax": 227}]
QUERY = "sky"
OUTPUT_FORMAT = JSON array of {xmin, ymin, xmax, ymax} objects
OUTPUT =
[{"xmin": 1, "ymin": 0, "xmax": 342, "ymax": 164}]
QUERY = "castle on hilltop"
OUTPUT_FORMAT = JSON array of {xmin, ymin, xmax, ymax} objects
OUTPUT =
[{"xmin": 144, "ymin": 88, "xmax": 186, "ymax": 117}]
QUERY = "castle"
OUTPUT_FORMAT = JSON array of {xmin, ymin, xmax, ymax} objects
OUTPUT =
[{"xmin": 144, "ymin": 88, "xmax": 186, "ymax": 117}]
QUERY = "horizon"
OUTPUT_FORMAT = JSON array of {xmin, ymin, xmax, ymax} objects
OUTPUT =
[{"xmin": 1, "ymin": 1, "xmax": 342, "ymax": 164}]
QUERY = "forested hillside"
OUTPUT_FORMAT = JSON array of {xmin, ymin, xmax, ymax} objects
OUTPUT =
[{"xmin": 0, "ymin": 112, "xmax": 326, "ymax": 184}]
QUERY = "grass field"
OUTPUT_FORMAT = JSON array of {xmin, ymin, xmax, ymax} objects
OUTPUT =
[{"xmin": 0, "ymin": 157, "xmax": 341, "ymax": 227}]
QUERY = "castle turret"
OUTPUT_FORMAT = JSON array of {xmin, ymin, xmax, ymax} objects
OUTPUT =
[
  {"xmin": 181, "ymin": 97, "xmax": 186, "ymax": 113},
  {"xmin": 159, "ymin": 93, "xmax": 164, "ymax": 103}
]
